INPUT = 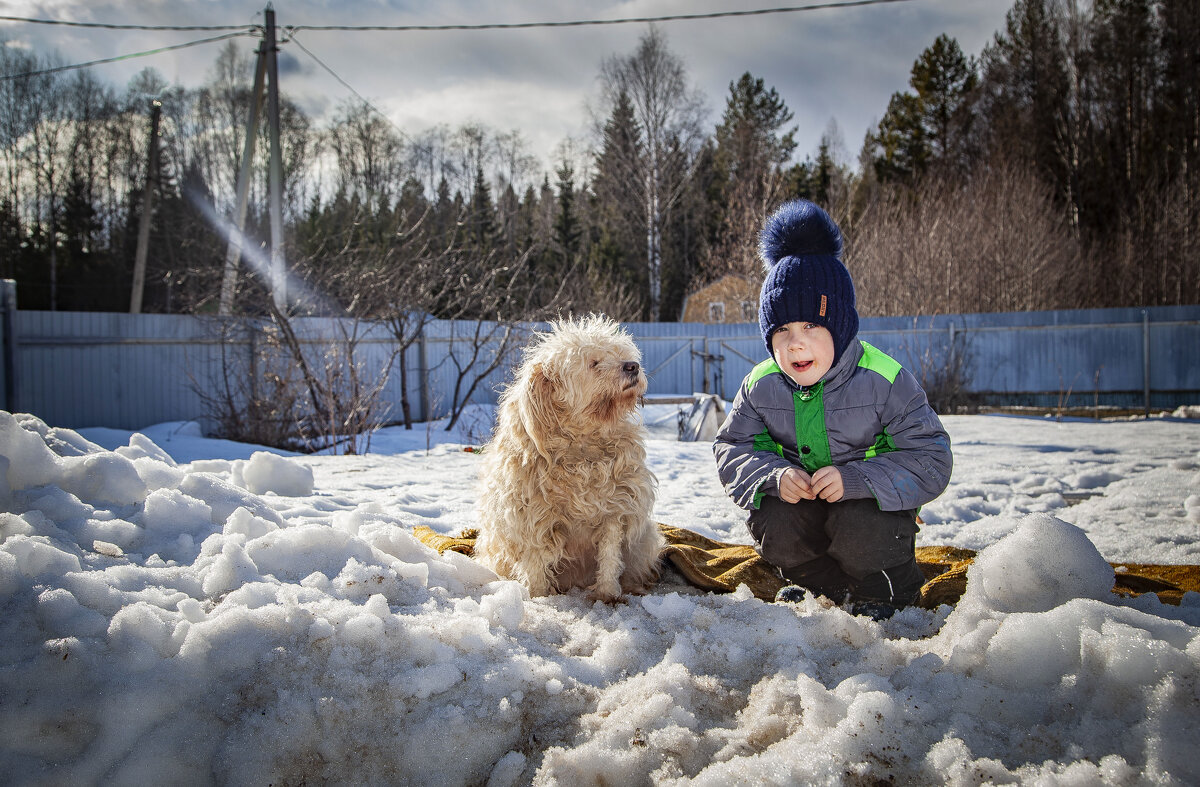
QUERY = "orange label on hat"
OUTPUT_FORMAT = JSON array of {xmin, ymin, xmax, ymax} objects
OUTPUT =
[{"xmin": 820, "ymin": 295, "xmax": 827, "ymax": 317}]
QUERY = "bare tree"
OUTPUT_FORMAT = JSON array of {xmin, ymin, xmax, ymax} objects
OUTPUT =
[
  {"xmin": 340, "ymin": 207, "xmax": 467, "ymax": 430},
  {"xmin": 0, "ymin": 45, "xmax": 39, "ymax": 214},
  {"xmin": 407, "ymin": 124, "xmax": 456, "ymax": 197},
  {"xmin": 327, "ymin": 100, "xmax": 405, "ymax": 206},
  {"xmin": 27, "ymin": 67, "xmax": 70, "ymax": 309},
  {"xmin": 191, "ymin": 42, "xmax": 258, "ymax": 214},
  {"xmin": 597, "ymin": 25, "xmax": 707, "ymax": 320}
]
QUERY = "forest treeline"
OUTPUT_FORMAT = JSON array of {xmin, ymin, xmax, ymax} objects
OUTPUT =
[{"xmin": 1, "ymin": 0, "xmax": 1197, "ymax": 323}]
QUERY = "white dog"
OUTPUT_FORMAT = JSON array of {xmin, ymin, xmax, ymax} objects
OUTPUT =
[{"xmin": 475, "ymin": 315, "xmax": 663, "ymax": 602}]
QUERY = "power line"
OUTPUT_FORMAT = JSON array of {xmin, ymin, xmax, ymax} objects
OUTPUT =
[
  {"xmin": 0, "ymin": 0, "xmax": 916, "ymax": 84},
  {"xmin": 288, "ymin": 33, "xmax": 446, "ymax": 170},
  {"xmin": 286, "ymin": 32, "xmax": 417, "ymax": 147},
  {"xmin": 283, "ymin": 0, "xmax": 915, "ymax": 156},
  {"xmin": 287, "ymin": 0, "xmax": 916, "ymax": 33},
  {"xmin": 1, "ymin": 0, "xmax": 920, "ymax": 36},
  {"xmin": 0, "ymin": 14, "xmax": 255, "ymax": 32},
  {"xmin": 0, "ymin": 31, "xmax": 256, "ymax": 81}
]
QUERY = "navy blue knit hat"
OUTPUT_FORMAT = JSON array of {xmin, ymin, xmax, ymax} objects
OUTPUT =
[{"xmin": 758, "ymin": 200, "xmax": 859, "ymax": 366}]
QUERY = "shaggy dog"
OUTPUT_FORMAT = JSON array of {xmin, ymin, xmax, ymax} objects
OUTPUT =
[{"xmin": 475, "ymin": 315, "xmax": 664, "ymax": 602}]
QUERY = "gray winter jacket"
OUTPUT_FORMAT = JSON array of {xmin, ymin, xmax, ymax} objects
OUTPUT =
[{"xmin": 713, "ymin": 340, "xmax": 952, "ymax": 512}]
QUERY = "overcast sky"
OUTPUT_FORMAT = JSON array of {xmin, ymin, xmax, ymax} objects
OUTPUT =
[{"xmin": 2, "ymin": 0, "xmax": 1013, "ymax": 176}]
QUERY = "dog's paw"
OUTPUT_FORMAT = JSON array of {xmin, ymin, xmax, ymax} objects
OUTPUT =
[
  {"xmin": 586, "ymin": 582, "xmax": 625, "ymax": 604},
  {"xmin": 621, "ymin": 565, "xmax": 661, "ymax": 597},
  {"xmin": 620, "ymin": 579, "xmax": 655, "ymax": 596}
]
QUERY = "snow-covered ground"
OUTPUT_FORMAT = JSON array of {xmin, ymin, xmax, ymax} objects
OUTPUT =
[{"xmin": 2, "ymin": 404, "xmax": 1200, "ymax": 785}]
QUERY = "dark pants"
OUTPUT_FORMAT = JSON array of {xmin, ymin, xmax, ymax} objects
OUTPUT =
[{"xmin": 747, "ymin": 496, "xmax": 924, "ymax": 604}]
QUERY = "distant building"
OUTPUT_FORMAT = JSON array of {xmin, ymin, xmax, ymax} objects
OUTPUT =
[{"xmin": 680, "ymin": 274, "xmax": 759, "ymax": 324}]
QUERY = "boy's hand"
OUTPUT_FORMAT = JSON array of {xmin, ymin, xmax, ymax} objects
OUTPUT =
[
  {"xmin": 810, "ymin": 466, "xmax": 844, "ymax": 502},
  {"xmin": 779, "ymin": 467, "xmax": 815, "ymax": 503}
]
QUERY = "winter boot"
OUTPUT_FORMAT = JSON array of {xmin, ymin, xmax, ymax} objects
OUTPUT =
[
  {"xmin": 774, "ymin": 585, "xmax": 809, "ymax": 604},
  {"xmin": 848, "ymin": 559, "xmax": 925, "ymax": 619},
  {"xmin": 779, "ymin": 556, "xmax": 854, "ymax": 605}
]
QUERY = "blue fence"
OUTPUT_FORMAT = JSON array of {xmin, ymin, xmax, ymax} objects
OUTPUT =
[
  {"xmin": 2, "ymin": 285, "xmax": 1197, "ymax": 432},
  {"xmin": 651, "ymin": 306, "xmax": 1200, "ymax": 411}
]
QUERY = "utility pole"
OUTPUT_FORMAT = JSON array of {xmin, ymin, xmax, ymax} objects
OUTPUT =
[
  {"xmin": 264, "ymin": 4, "xmax": 287, "ymax": 312},
  {"xmin": 218, "ymin": 41, "xmax": 268, "ymax": 316},
  {"xmin": 1, "ymin": 279, "xmax": 16, "ymax": 412},
  {"xmin": 218, "ymin": 5, "xmax": 288, "ymax": 315},
  {"xmin": 130, "ymin": 99, "xmax": 162, "ymax": 314}
]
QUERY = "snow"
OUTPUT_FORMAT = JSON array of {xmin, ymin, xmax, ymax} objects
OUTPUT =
[{"xmin": 3, "ymin": 404, "xmax": 1200, "ymax": 785}]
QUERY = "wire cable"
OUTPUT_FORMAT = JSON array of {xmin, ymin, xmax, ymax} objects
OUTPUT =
[
  {"xmin": 0, "ymin": 1, "xmax": 915, "ymax": 85},
  {"xmin": 286, "ymin": 32, "xmax": 418, "ymax": 146},
  {"xmin": 288, "ymin": 0, "xmax": 916, "ymax": 32},
  {"xmin": 0, "ymin": 14, "xmax": 255, "ymax": 32},
  {"xmin": 0, "ymin": 31, "xmax": 256, "ymax": 81}
]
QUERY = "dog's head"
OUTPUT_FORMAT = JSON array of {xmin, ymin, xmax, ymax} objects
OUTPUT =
[{"xmin": 513, "ymin": 314, "xmax": 647, "ymax": 429}]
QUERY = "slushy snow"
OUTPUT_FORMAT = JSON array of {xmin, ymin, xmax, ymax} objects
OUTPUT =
[{"xmin": 2, "ymin": 406, "xmax": 1199, "ymax": 785}]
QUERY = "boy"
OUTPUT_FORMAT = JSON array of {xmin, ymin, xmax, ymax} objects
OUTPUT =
[{"xmin": 713, "ymin": 200, "xmax": 952, "ymax": 618}]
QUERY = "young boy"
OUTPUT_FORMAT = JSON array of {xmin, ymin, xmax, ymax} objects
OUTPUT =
[{"xmin": 713, "ymin": 200, "xmax": 952, "ymax": 618}]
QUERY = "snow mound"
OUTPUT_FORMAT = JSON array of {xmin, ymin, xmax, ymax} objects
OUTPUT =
[
  {"xmin": 232, "ymin": 451, "xmax": 315, "ymax": 496},
  {"xmin": 965, "ymin": 513, "xmax": 1115, "ymax": 614}
]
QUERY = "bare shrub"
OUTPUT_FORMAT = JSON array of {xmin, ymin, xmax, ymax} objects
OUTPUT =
[
  {"xmin": 911, "ymin": 321, "xmax": 976, "ymax": 414},
  {"xmin": 191, "ymin": 318, "xmax": 304, "ymax": 449},
  {"xmin": 192, "ymin": 310, "xmax": 395, "ymax": 455},
  {"xmin": 850, "ymin": 159, "xmax": 1084, "ymax": 316},
  {"xmin": 265, "ymin": 305, "xmax": 396, "ymax": 455}
]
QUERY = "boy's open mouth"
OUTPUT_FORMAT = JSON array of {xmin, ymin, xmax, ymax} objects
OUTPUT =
[{"xmin": 792, "ymin": 360, "xmax": 813, "ymax": 372}]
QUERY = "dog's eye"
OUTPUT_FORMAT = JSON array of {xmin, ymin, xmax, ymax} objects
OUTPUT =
[{"xmin": 590, "ymin": 359, "xmax": 600, "ymax": 369}]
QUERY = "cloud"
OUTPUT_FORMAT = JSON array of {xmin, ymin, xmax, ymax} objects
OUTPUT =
[{"xmin": 0, "ymin": 0, "xmax": 1012, "ymax": 170}]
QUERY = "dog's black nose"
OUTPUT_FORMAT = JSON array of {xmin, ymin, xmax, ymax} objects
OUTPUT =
[{"xmin": 623, "ymin": 361, "xmax": 640, "ymax": 375}]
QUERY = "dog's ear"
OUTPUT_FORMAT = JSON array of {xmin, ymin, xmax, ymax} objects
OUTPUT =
[
  {"xmin": 529, "ymin": 362, "xmax": 556, "ymax": 399},
  {"xmin": 517, "ymin": 362, "xmax": 559, "ymax": 459}
]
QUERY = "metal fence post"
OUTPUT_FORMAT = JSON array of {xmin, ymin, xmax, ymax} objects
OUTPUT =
[
  {"xmin": 1, "ymin": 279, "xmax": 16, "ymax": 413},
  {"xmin": 418, "ymin": 323, "xmax": 430, "ymax": 423},
  {"xmin": 1142, "ymin": 309, "xmax": 1150, "ymax": 416},
  {"xmin": 948, "ymin": 322, "xmax": 957, "ymax": 370}
]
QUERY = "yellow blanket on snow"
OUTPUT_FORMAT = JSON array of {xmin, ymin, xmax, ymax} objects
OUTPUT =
[{"xmin": 412, "ymin": 524, "xmax": 1200, "ymax": 609}]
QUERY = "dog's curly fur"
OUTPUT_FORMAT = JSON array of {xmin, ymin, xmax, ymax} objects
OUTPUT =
[{"xmin": 475, "ymin": 315, "xmax": 664, "ymax": 602}]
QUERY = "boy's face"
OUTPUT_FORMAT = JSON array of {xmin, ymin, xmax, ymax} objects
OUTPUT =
[{"xmin": 771, "ymin": 321, "xmax": 835, "ymax": 387}]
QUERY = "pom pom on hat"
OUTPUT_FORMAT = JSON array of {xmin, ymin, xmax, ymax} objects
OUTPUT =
[
  {"xmin": 757, "ymin": 200, "xmax": 859, "ymax": 367},
  {"xmin": 759, "ymin": 199, "xmax": 843, "ymax": 265}
]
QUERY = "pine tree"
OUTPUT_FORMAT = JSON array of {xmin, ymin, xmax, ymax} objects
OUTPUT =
[
  {"xmin": 910, "ymin": 35, "xmax": 978, "ymax": 162},
  {"xmin": 706, "ymin": 72, "xmax": 797, "ymax": 280},
  {"xmin": 590, "ymin": 89, "xmax": 648, "ymax": 317},
  {"xmin": 979, "ymin": 0, "xmax": 1071, "ymax": 189},
  {"xmin": 713, "ymin": 73, "xmax": 796, "ymax": 189},
  {"xmin": 872, "ymin": 34, "xmax": 977, "ymax": 184},
  {"xmin": 467, "ymin": 163, "xmax": 495, "ymax": 254},
  {"xmin": 552, "ymin": 159, "xmax": 581, "ymax": 272}
]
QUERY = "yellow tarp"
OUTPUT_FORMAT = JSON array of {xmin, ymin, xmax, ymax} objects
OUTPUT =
[{"xmin": 412, "ymin": 524, "xmax": 1200, "ymax": 608}]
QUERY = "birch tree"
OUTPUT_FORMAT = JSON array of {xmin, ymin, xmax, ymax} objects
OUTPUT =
[{"xmin": 597, "ymin": 26, "xmax": 706, "ymax": 321}]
